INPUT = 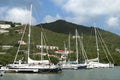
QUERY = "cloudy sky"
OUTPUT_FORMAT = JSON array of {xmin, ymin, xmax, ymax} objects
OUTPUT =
[{"xmin": 0, "ymin": 0, "xmax": 120, "ymax": 35}]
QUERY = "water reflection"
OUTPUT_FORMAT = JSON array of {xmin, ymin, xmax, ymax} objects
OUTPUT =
[{"xmin": 1, "ymin": 67, "xmax": 120, "ymax": 80}]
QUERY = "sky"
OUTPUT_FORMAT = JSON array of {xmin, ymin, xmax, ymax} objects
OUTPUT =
[{"xmin": 0, "ymin": 0, "xmax": 120, "ymax": 35}]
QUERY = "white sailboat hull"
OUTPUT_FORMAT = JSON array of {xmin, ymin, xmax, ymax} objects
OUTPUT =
[
  {"xmin": 7, "ymin": 63, "xmax": 62, "ymax": 73},
  {"xmin": 87, "ymin": 62, "xmax": 114, "ymax": 69},
  {"xmin": 61, "ymin": 63, "xmax": 87, "ymax": 70}
]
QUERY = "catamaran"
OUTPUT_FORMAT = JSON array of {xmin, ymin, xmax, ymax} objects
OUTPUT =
[{"xmin": 7, "ymin": 4, "xmax": 62, "ymax": 73}]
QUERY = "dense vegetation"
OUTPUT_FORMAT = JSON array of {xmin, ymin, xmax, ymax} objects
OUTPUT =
[{"xmin": 0, "ymin": 20, "xmax": 120, "ymax": 66}]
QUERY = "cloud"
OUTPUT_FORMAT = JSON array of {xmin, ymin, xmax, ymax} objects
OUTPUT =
[
  {"xmin": 0, "ymin": 7, "xmax": 37, "ymax": 25},
  {"xmin": 63, "ymin": 0, "xmax": 120, "ymax": 15},
  {"xmin": 43, "ymin": 14, "xmax": 62, "ymax": 23},
  {"xmin": 106, "ymin": 16, "xmax": 120, "ymax": 31},
  {"xmin": 52, "ymin": 0, "xmax": 120, "ymax": 24}
]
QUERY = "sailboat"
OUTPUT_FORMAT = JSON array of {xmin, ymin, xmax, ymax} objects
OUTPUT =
[
  {"xmin": 61, "ymin": 29, "xmax": 87, "ymax": 70},
  {"xmin": 7, "ymin": 4, "xmax": 62, "ymax": 73},
  {"xmin": 87, "ymin": 27, "xmax": 114, "ymax": 68}
]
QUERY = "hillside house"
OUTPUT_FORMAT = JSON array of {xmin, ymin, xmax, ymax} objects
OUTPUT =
[
  {"xmin": 2, "ymin": 45, "xmax": 13, "ymax": 50},
  {"xmin": 0, "ymin": 24, "xmax": 11, "ymax": 29},
  {"xmin": 55, "ymin": 50, "xmax": 73, "ymax": 54},
  {"xmin": 36, "ymin": 45, "xmax": 59, "ymax": 50},
  {"xmin": 0, "ymin": 29, "xmax": 9, "ymax": 34},
  {"xmin": 18, "ymin": 40, "xmax": 27, "ymax": 45},
  {"xmin": 0, "ymin": 21, "xmax": 11, "ymax": 29}
]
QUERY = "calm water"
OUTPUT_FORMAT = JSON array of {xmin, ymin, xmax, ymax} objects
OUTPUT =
[{"xmin": 0, "ymin": 67, "xmax": 120, "ymax": 80}]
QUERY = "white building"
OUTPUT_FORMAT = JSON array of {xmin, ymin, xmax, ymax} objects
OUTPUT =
[
  {"xmin": 18, "ymin": 40, "xmax": 27, "ymax": 45},
  {"xmin": 115, "ymin": 48, "xmax": 120, "ymax": 53},
  {"xmin": 0, "ymin": 52, "xmax": 6, "ymax": 54},
  {"xmin": 36, "ymin": 45, "xmax": 59, "ymax": 50},
  {"xmin": 2, "ymin": 45, "xmax": 13, "ymax": 50},
  {"xmin": 0, "ymin": 29, "xmax": 9, "ymax": 34},
  {"xmin": 55, "ymin": 50, "xmax": 73, "ymax": 54},
  {"xmin": 0, "ymin": 24, "xmax": 11, "ymax": 29}
]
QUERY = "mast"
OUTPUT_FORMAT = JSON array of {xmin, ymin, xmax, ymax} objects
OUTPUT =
[
  {"xmin": 80, "ymin": 33, "xmax": 85, "ymax": 60},
  {"xmin": 64, "ymin": 41, "xmax": 67, "ymax": 54},
  {"xmin": 68, "ymin": 33, "xmax": 71, "ymax": 53},
  {"xmin": 41, "ymin": 32, "xmax": 43, "ymax": 60},
  {"xmin": 68, "ymin": 33, "xmax": 71, "ymax": 59},
  {"xmin": 75, "ymin": 29, "xmax": 78, "ymax": 64},
  {"xmin": 80, "ymin": 33, "xmax": 88, "ymax": 62},
  {"xmin": 94, "ymin": 27, "xmax": 99, "ymax": 63},
  {"xmin": 28, "ymin": 4, "xmax": 32, "ymax": 63},
  {"xmin": 64, "ymin": 41, "xmax": 67, "ymax": 62}
]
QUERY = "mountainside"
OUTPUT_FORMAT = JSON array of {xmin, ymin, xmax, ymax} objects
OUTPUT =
[
  {"xmin": 0, "ymin": 20, "xmax": 120, "ymax": 65},
  {"xmin": 37, "ymin": 20, "xmax": 92, "ymax": 35},
  {"xmin": 37, "ymin": 20, "xmax": 120, "ymax": 51}
]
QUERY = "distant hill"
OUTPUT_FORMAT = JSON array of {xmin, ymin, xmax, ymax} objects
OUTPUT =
[
  {"xmin": 37, "ymin": 20, "xmax": 92, "ymax": 35},
  {"xmin": 0, "ymin": 20, "xmax": 120, "ymax": 65}
]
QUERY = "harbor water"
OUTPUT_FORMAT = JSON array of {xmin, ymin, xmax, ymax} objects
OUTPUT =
[{"xmin": 0, "ymin": 67, "xmax": 120, "ymax": 80}]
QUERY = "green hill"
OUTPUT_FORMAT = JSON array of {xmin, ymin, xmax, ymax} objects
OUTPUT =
[{"xmin": 0, "ymin": 20, "xmax": 120, "ymax": 65}]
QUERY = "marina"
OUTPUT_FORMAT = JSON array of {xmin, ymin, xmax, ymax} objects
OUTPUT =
[{"xmin": 0, "ymin": 0, "xmax": 120, "ymax": 80}]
